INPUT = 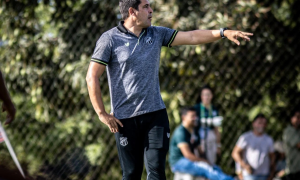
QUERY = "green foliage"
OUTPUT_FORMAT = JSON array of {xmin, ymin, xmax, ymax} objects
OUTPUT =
[{"xmin": 1, "ymin": 0, "xmax": 300, "ymax": 179}]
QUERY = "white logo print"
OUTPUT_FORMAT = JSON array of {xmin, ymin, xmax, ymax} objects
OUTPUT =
[
  {"xmin": 146, "ymin": 37, "xmax": 153, "ymax": 45},
  {"xmin": 120, "ymin": 137, "xmax": 128, "ymax": 146},
  {"xmin": 167, "ymin": 133, "xmax": 170, "ymax": 138},
  {"xmin": 125, "ymin": 42, "xmax": 129, "ymax": 46}
]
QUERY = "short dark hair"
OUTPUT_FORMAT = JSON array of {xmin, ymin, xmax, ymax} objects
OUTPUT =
[
  {"xmin": 253, "ymin": 113, "xmax": 267, "ymax": 122},
  {"xmin": 119, "ymin": 0, "xmax": 141, "ymax": 20},
  {"xmin": 180, "ymin": 107, "xmax": 196, "ymax": 117}
]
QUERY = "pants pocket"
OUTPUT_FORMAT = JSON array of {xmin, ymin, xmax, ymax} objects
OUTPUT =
[{"xmin": 148, "ymin": 126, "xmax": 170, "ymax": 150}]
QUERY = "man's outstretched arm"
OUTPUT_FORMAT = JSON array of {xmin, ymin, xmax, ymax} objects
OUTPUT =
[
  {"xmin": 0, "ymin": 70, "xmax": 16, "ymax": 124},
  {"xmin": 171, "ymin": 29, "xmax": 253, "ymax": 46},
  {"xmin": 86, "ymin": 62, "xmax": 123, "ymax": 133}
]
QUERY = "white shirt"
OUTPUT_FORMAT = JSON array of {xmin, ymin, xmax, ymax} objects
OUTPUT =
[{"xmin": 236, "ymin": 131, "xmax": 274, "ymax": 176}]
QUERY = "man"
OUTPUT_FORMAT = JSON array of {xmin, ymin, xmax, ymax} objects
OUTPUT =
[
  {"xmin": 282, "ymin": 110, "xmax": 300, "ymax": 180},
  {"xmin": 86, "ymin": 0, "xmax": 252, "ymax": 179},
  {"xmin": 0, "ymin": 70, "xmax": 16, "ymax": 124},
  {"xmin": 169, "ymin": 107, "xmax": 233, "ymax": 180},
  {"xmin": 232, "ymin": 114, "xmax": 275, "ymax": 180}
]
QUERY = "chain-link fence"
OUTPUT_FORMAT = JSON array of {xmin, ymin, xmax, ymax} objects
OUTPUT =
[{"xmin": 0, "ymin": 0, "xmax": 300, "ymax": 179}]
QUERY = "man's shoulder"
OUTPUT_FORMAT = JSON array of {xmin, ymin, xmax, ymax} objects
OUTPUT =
[
  {"xmin": 172, "ymin": 125, "xmax": 187, "ymax": 137},
  {"xmin": 284, "ymin": 125, "xmax": 297, "ymax": 133},
  {"xmin": 102, "ymin": 27, "xmax": 118, "ymax": 37},
  {"xmin": 147, "ymin": 25, "xmax": 173, "ymax": 33},
  {"xmin": 173, "ymin": 125, "xmax": 184, "ymax": 133},
  {"xmin": 238, "ymin": 131, "xmax": 253, "ymax": 141},
  {"xmin": 240, "ymin": 131, "xmax": 252, "ymax": 137}
]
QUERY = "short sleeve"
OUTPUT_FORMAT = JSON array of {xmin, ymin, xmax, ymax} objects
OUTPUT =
[
  {"xmin": 175, "ymin": 129, "xmax": 190, "ymax": 145},
  {"xmin": 154, "ymin": 26, "xmax": 178, "ymax": 48},
  {"xmin": 236, "ymin": 135, "xmax": 247, "ymax": 149},
  {"xmin": 91, "ymin": 33, "xmax": 112, "ymax": 66}
]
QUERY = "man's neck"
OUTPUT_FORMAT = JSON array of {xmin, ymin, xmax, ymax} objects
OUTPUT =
[
  {"xmin": 123, "ymin": 20, "xmax": 144, "ymax": 37},
  {"xmin": 182, "ymin": 123, "xmax": 194, "ymax": 134},
  {"xmin": 252, "ymin": 131, "xmax": 264, "ymax": 136},
  {"xmin": 292, "ymin": 125, "xmax": 299, "ymax": 130}
]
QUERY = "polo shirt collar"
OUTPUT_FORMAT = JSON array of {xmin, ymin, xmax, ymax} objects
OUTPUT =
[
  {"xmin": 117, "ymin": 21, "xmax": 147, "ymax": 34},
  {"xmin": 117, "ymin": 21, "xmax": 128, "ymax": 33}
]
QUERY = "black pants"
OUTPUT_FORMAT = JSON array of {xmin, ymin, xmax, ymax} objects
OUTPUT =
[{"xmin": 114, "ymin": 109, "xmax": 170, "ymax": 180}]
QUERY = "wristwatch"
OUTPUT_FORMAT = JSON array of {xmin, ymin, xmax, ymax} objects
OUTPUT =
[{"xmin": 220, "ymin": 28, "xmax": 228, "ymax": 39}]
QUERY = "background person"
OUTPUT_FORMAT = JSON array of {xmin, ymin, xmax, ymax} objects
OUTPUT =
[
  {"xmin": 232, "ymin": 114, "xmax": 275, "ymax": 180},
  {"xmin": 281, "ymin": 110, "xmax": 300, "ymax": 180},
  {"xmin": 169, "ymin": 107, "xmax": 234, "ymax": 180},
  {"xmin": 194, "ymin": 85, "xmax": 221, "ymax": 165}
]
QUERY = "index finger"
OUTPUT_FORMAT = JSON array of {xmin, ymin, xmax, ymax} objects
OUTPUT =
[
  {"xmin": 241, "ymin": 32, "xmax": 253, "ymax": 36},
  {"xmin": 115, "ymin": 118, "xmax": 123, "ymax": 128}
]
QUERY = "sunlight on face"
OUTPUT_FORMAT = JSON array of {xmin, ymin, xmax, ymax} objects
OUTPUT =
[
  {"xmin": 182, "ymin": 111, "xmax": 198, "ymax": 128},
  {"xmin": 135, "ymin": 0, "xmax": 153, "ymax": 27}
]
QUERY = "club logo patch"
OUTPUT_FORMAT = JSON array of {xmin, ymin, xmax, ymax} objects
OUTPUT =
[
  {"xmin": 146, "ymin": 37, "xmax": 153, "ymax": 45},
  {"xmin": 167, "ymin": 133, "xmax": 170, "ymax": 138},
  {"xmin": 120, "ymin": 137, "xmax": 128, "ymax": 146}
]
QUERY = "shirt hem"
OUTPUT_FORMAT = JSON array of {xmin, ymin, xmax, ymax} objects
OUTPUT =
[{"xmin": 116, "ymin": 106, "xmax": 166, "ymax": 120}]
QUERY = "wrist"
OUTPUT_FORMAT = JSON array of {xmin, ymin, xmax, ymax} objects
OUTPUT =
[
  {"xmin": 220, "ymin": 28, "xmax": 228, "ymax": 38},
  {"xmin": 98, "ymin": 111, "xmax": 108, "ymax": 117},
  {"xmin": 223, "ymin": 29, "xmax": 229, "ymax": 38}
]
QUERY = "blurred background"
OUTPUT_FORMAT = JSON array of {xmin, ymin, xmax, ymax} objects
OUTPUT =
[{"xmin": 0, "ymin": 0, "xmax": 299, "ymax": 179}]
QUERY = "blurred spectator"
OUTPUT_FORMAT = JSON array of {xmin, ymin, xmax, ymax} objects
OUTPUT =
[
  {"xmin": 273, "ymin": 141, "xmax": 286, "ymax": 179},
  {"xmin": 281, "ymin": 110, "xmax": 300, "ymax": 180},
  {"xmin": 232, "ymin": 114, "xmax": 275, "ymax": 180},
  {"xmin": 169, "ymin": 107, "xmax": 233, "ymax": 180},
  {"xmin": 0, "ymin": 70, "xmax": 16, "ymax": 124},
  {"xmin": 194, "ymin": 85, "xmax": 221, "ymax": 165}
]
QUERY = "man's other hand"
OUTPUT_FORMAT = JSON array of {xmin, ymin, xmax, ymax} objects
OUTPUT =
[
  {"xmin": 99, "ymin": 112, "xmax": 123, "ymax": 133},
  {"xmin": 243, "ymin": 163, "xmax": 253, "ymax": 174}
]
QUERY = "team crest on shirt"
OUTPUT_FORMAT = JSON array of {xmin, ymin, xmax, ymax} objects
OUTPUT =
[
  {"xmin": 120, "ymin": 137, "xmax": 128, "ymax": 146},
  {"xmin": 167, "ymin": 133, "xmax": 170, "ymax": 138},
  {"xmin": 146, "ymin": 37, "xmax": 153, "ymax": 45}
]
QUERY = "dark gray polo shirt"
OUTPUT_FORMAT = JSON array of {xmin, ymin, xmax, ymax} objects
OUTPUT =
[{"xmin": 91, "ymin": 21, "xmax": 178, "ymax": 119}]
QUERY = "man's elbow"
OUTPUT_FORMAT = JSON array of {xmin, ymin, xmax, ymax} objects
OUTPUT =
[
  {"xmin": 231, "ymin": 151, "xmax": 237, "ymax": 160},
  {"xmin": 86, "ymin": 72, "xmax": 95, "ymax": 85}
]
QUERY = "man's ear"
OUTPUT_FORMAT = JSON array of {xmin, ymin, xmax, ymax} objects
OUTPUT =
[{"xmin": 128, "ymin": 7, "xmax": 136, "ymax": 17}]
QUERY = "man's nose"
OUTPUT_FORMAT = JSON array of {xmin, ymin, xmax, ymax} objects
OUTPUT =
[{"xmin": 149, "ymin": 7, "xmax": 153, "ymax": 13}]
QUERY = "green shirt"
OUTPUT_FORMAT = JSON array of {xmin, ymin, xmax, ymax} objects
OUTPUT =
[
  {"xmin": 283, "ymin": 125, "xmax": 300, "ymax": 174},
  {"xmin": 194, "ymin": 103, "xmax": 219, "ymax": 129},
  {"xmin": 169, "ymin": 125, "xmax": 200, "ymax": 166}
]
